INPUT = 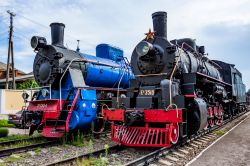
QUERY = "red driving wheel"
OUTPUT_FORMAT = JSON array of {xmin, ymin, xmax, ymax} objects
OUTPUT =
[
  {"xmin": 209, "ymin": 107, "xmax": 214, "ymax": 128},
  {"xmin": 170, "ymin": 123, "xmax": 179, "ymax": 144}
]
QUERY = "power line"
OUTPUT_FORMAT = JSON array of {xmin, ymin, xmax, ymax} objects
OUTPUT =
[
  {"xmin": 17, "ymin": 13, "xmax": 49, "ymax": 30},
  {"xmin": 13, "ymin": 34, "xmax": 30, "ymax": 42},
  {"xmin": 16, "ymin": 13, "xmax": 96, "ymax": 48}
]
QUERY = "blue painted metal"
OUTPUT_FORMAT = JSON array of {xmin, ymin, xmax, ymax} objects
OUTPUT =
[
  {"xmin": 69, "ymin": 89, "xmax": 97, "ymax": 130},
  {"xmin": 36, "ymin": 43, "xmax": 134, "ymax": 132},
  {"xmin": 80, "ymin": 44, "xmax": 135, "ymax": 88},
  {"xmin": 96, "ymin": 43, "xmax": 123, "ymax": 62},
  {"xmin": 84, "ymin": 63, "xmax": 132, "ymax": 88}
]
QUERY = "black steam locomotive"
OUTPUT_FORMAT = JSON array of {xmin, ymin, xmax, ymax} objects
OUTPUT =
[{"xmin": 103, "ymin": 11, "xmax": 247, "ymax": 147}]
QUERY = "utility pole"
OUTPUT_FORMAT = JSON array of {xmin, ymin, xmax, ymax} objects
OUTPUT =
[
  {"xmin": 76, "ymin": 40, "xmax": 80, "ymax": 52},
  {"xmin": 5, "ymin": 10, "xmax": 16, "ymax": 89}
]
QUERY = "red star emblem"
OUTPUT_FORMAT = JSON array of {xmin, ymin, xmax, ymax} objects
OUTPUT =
[{"xmin": 145, "ymin": 28, "xmax": 155, "ymax": 40}]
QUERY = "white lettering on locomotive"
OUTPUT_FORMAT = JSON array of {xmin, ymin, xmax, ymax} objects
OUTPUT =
[{"xmin": 37, "ymin": 104, "xmax": 47, "ymax": 108}]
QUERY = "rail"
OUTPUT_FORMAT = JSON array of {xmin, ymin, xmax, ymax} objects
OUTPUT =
[
  {"xmin": 0, "ymin": 140, "xmax": 59, "ymax": 158},
  {"xmin": 45, "ymin": 144, "xmax": 121, "ymax": 166},
  {"xmin": 124, "ymin": 110, "xmax": 249, "ymax": 166}
]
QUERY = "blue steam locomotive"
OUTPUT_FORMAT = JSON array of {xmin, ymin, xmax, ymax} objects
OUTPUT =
[{"xmin": 23, "ymin": 23, "xmax": 134, "ymax": 138}]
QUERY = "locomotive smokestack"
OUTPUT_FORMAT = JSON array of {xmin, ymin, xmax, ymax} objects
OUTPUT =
[
  {"xmin": 152, "ymin": 11, "xmax": 167, "ymax": 39},
  {"xmin": 50, "ymin": 23, "xmax": 65, "ymax": 47}
]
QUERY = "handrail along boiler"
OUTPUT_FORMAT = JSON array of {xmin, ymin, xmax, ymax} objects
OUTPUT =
[
  {"xmin": 102, "ymin": 11, "xmax": 247, "ymax": 147},
  {"xmin": 23, "ymin": 23, "xmax": 134, "ymax": 138}
]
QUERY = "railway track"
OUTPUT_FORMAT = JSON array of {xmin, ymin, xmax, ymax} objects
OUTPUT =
[
  {"xmin": 45, "ymin": 144, "xmax": 122, "ymax": 166},
  {"xmin": 125, "ymin": 111, "xmax": 250, "ymax": 166},
  {"xmin": 0, "ymin": 140, "xmax": 60, "ymax": 158},
  {"xmin": 0, "ymin": 131, "xmax": 111, "ymax": 159},
  {"xmin": 5, "ymin": 111, "xmax": 245, "ymax": 165},
  {"xmin": 44, "ymin": 111, "xmax": 249, "ymax": 166},
  {"xmin": 0, "ymin": 136, "xmax": 43, "ymax": 147},
  {"xmin": 46, "ymin": 143, "xmax": 158, "ymax": 166}
]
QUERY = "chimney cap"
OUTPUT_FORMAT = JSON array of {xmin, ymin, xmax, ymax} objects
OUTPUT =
[
  {"xmin": 152, "ymin": 11, "xmax": 167, "ymax": 18},
  {"xmin": 50, "ymin": 22, "xmax": 65, "ymax": 27}
]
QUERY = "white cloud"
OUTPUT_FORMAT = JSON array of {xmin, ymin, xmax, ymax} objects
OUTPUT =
[{"xmin": 0, "ymin": 0, "xmax": 250, "ymax": 88}]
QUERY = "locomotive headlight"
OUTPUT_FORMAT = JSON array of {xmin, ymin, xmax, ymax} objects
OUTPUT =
[
  {"xmin": 136, "ymin": 41, "xmax": 153, "ymax": 56},
  {"xmin": 22, "ymin": 91, "xmax": 29, "ymax": 100},
  {"xmin": 31, "ymin": 36, "xmax": 47, "ymax": 50}
]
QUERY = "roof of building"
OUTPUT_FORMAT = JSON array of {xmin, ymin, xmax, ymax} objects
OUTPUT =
[
  {"xmin": 0, "ymin": 61, "xmax": 7, "ymax": 71},
  {"xmin": 0, "ymin": 74, "xmax": 34, "ymax": 83},
  {"xmin": 0, "ymin": 61, "xmax": 26, "ymax": 74}
]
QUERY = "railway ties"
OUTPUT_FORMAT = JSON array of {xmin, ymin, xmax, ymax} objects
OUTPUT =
[
  {"xmin": 0, "ymin": 140, "xmax": 59, "ymax": 158},
  {"xmin": 145, "ymin": 134, "xmax": 217, "ymax": 166},
  {"xmin": 127, "ymin": 111, "xmax": 250, "ymax": 166}
]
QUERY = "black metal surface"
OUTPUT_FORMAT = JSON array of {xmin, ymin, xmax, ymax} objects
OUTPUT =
[
  {"xmin": 50, "ymin": 23, "xmax": 65, "ymax": 47},
  {"xmin": 152, "ymin": 11, "xmax": 167, "ymax": 39},
  {"xmin": 33, "ymin": 44, "xmax": 83, "ymax": 86},
  {"xmin": 131, "ymin": 37, "xmax": 173, "ymax": 85},
  {"xmin": 131, "ymin": 12, "xmax": 222, "ymax": 86},
  {"xmin": 213, "ymin": 60, "xmax": 246, "ymax": 103}
]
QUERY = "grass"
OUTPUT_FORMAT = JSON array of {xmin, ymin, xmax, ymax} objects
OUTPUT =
[
  {"xmin": 0, "ymin": 134, "xmax": 41, "ymax": 142},
  {"xmin": 76, "ymin": 143, "xmax": 110, "ymax": 166},
  {"xmin": 4, "ymin": 154, "xmax": 22, "ymax": 163},
  {"xmin": 1, "ymin": 148, "xmax": 43, "ymax": 164},
  {"xmin": 49, "ymin": 147, "xmax": 61, "ymax": 153},
  {"xmin": 3, "ymin": 152, "xmax": 34, "ymax": 164},
  {"xmin": 68, "ymin": 132, "xmax": 94, "ymax": 147},
  {"xmin": 0, "ymin": 128, "xmax": 9, "ymax": 137},
  {"xmin": 71, "ymin": 132, "xmax": 86, "ymax": 147},
  {"xmin": 213, "ymin": 130, "xmax": 226, "ymax": 136},
  {"xmin": 19, "ymin": 152, "xmax": 32, "ymax": 158},
  {"xmin": 0, "ymin": 136, "xmax": 46, "ymax": 150},
  {"xmin": 34, "ymin": 147, "xmax": 42, "ymax": 155},
  {"xmin": 0, "ymin": 120, "xmax": 14, "ymax": 128},
  {"xmin": 77, "ymin": 156, "xmax": 109, "ymax": 166}
]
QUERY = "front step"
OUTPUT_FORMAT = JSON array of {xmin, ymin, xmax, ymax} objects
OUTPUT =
[{"xmin": 42, "ymin": 126, "xmax": 65, "ymax": 138}]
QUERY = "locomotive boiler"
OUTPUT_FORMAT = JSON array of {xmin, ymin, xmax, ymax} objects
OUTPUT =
[
  {"xmin": 103, "ymin": 11, "xmax": 247, "ymax": 147},
  {"xmin": 23, "ymin": 23, "xmax": 134, "ymax": 138}
]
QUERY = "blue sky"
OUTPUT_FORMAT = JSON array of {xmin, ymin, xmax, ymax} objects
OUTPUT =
[{"xmin": 0, "ymin": 0, "xmax": 250, "ymax": 89}]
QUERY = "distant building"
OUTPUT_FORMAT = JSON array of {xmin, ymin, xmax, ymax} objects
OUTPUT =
[
  {"xmin": 0, "ymin": 61, "xmax": 35, "ymax": 117},
  {"xmin": 0, "ymin": 61, "xmax": 34, "ymax": 89},
  {"xmin": 0, "ymin": 61, "xmax": 27, "ymax": 79}
]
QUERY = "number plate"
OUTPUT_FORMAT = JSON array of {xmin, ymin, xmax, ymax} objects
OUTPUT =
[{"xmin": 139, "ymin": 89, "xmax": 155, "ymax": 96}]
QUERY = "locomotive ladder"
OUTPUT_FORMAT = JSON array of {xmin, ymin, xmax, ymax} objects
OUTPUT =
[{"xmin": 53, "ymin": 88, "xmax": 80, "ymax": 133}]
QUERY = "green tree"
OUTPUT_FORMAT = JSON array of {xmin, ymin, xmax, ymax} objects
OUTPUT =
[{"xmin": 16, "ymin": 80, "xmax": 39, "ymax": 89}]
